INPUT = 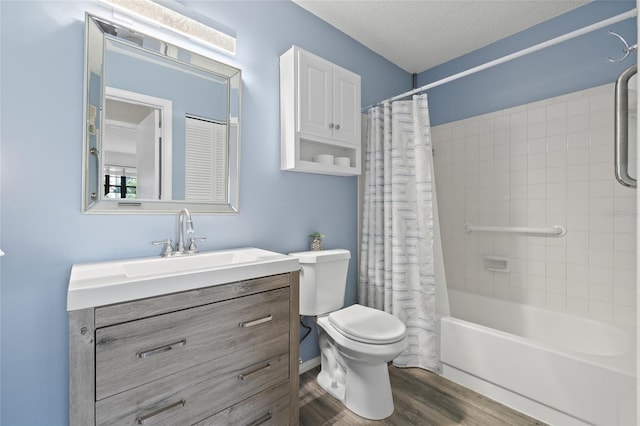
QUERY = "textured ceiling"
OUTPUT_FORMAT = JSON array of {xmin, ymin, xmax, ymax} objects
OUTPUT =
[{"xmin": 293, "ymin": 0, "xmax": 591, "ymax": 73}]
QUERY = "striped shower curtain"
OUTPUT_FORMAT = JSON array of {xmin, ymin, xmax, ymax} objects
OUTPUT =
[{"xmin": 359, "ymin": 94, "xmax": 439, "ymax": 371}]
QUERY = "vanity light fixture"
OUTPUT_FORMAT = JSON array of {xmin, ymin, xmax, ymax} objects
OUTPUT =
[{"xmin": 99, "ymin": 0, "xmax": 236, "ymax": 55}]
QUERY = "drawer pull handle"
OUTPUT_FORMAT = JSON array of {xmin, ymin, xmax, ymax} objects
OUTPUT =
[
  {"xmin": 238, "ymin": 363, "xmax": 271, "ymax": 381},
  {"xmin": 246, "ymin": 411, "xmax": 273, "ymax": 426},
  {"xmin": 136, "ymin": 399, "xmax": 185, "ymax": 424},
  {"xmin": 240, "ymin": 315, "xmax": 273, "ymax": 328},
  {"xmin": 136, "ymin": 339, "xmax": 186, "ymax": 358}
]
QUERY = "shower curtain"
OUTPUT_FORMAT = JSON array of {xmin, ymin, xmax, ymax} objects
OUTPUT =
[{"xmin": 359, "ymin": 94, "xmax": 440, "ymax": 371}]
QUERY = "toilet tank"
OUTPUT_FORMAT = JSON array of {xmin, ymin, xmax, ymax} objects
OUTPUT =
[{"xmin": 288, "ymin": 249, "xmax": 351, "ymax": 316}]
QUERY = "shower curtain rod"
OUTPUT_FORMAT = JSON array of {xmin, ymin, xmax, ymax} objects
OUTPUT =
[{"xmin": 363, "ymin": 8, "xmax": 638, "ymax": 110}]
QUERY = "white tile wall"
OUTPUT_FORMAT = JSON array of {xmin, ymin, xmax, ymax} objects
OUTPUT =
[{"xmin": 432, "ymin": 83, "xmax": 637, "ymax": 326}]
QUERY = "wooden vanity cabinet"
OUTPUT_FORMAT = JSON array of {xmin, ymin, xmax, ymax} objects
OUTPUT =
[{"xmin": 69, "ymin": 272, "xmax": 299, "ymax": 426}]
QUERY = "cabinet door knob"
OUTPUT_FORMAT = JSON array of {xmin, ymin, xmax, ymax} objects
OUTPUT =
[
  {"xmin": 328, "ymin": 123, "xmax": 334, "ymax": 128},
  {"xmin": 335, "ymin": 124, "xmax": 341, "ymax": 130}
]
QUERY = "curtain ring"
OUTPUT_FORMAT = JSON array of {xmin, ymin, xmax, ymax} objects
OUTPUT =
[{"xmin": 607, "ymin": 30, "xmax": 637, "ymax": 63}]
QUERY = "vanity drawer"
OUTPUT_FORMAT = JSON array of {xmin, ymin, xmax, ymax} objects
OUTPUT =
[
  {"xmin": 95, "ymin": 287, "xmax": 289, "ymax": 400},
  {"xmin": 96, "ymin": 337, "xmax": 289, "ymax": 425},
  {"xmin": 94, "ymin": 274, "xmax": 291, "ymax": 327},
  {"xmin": 194, "ymin": 381, "xmax": 290, "ymax": 426}
]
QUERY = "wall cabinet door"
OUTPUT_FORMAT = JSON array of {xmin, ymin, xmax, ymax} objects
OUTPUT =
[
  {"xmin": 332, "ymin": 66, "xmax": 361, "ymax": 144},
  {"xmin": 298, "ymin": 49, "xmax": 360, "ymax": 145},
  {"xmin": 298, "ymin": 51, "xmax": 333, "ymax": 139}
]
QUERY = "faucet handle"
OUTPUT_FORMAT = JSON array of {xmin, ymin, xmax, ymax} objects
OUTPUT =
[
  {"xmin": 188, "ymin": 237, "xmax": 207, "ymax": 254},
  {"xmin": 152, "ymin": 239, "xmax": 174, "ymax": 257}
]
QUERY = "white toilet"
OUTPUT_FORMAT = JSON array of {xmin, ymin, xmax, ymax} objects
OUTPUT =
[{"xmin": 289, "ymin": 249, "xmax": 407, "ymax": 420}]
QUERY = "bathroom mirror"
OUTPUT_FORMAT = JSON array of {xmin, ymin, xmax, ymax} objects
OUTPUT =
[{"xmin": 83, "ymin": 14, "xmax": 240, "ymax": 213}]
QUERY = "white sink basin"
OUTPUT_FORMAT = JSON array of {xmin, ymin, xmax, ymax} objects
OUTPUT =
[
  {"xmin": 67, "ymin": 247, "xmax": 299, "ymax": 311},
  {"xmin": 123, "ymin": 249, "xmax": 265, "ymax": 278}
]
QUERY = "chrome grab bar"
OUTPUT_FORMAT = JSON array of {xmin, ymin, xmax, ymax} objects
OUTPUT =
[
  {"xmin": 614, "ymin": 64, "xmax": 637, "ymax": 188},
  {"xmin": 89, "ymin": 146, "xmax": 99, "ymax": 201},
  {"xmin": 463, "ymin": 223, "xmax": 566, "ymax": 236}
]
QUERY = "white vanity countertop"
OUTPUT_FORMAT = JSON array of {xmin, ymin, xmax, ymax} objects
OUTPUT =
[{"xmin": 67, "ymin": 247, "xmax": 299, "ymax": 311}]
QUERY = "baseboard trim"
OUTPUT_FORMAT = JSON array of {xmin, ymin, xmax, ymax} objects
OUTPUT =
[{"xmin": 300, "ymin": 356, "xmax": 321, "ymax": 374}]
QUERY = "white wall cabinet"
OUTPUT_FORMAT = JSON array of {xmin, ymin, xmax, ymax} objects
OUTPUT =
[{"xmin": 280, "ymin": 46, "xmax": 361, "ymax": 176}]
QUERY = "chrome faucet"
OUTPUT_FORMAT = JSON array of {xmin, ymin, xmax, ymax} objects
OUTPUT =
[
  {"xmin": 152, "ymin": 208, "xmax": 206, "ymax": 256},
  {"xmin": 177, "ymin": 208, "xmax": 195, "ymax": 254}
]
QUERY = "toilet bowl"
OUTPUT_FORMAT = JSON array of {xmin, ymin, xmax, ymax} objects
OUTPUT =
[
  {"xmin": 289, "ymin": 249, "xmax": 407, "ymax": 420},
  {"xmin": 315, "ymin": 305, "xmax": 407, "ymax": 420}
]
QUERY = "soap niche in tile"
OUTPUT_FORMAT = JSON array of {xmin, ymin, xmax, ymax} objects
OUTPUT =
[{"xmin": 485, "ymin": 256, "xmax": 509, "ymax": 272}]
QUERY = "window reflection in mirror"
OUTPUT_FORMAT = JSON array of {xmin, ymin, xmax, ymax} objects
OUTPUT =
[{"xmin": 83, "ymin": 14, "xmax": 241, "ymax": 213}]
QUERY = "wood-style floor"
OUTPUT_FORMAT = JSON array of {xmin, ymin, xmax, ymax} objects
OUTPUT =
[{"xmin": 299, "ymin": 366, "xmax": 547, "ymax": 426}]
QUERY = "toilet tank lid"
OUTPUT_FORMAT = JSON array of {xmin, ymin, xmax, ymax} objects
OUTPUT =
[{"xmin": 288, "ymin": 249, "xmax": 351, "ymax": 264}]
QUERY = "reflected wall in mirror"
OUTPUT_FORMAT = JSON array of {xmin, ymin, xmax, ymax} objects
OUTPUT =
[{"xmin": 83, "ymin": 14, "xmax": 241, "ymax": 213}]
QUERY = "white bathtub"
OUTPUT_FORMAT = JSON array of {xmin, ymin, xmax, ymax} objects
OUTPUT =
[{"xmin": 440, "ymin": 289, "xmax": 636, "ymax": 426}]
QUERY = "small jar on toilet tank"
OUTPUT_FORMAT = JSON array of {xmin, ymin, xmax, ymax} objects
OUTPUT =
[{"xmin": 309, "ymin": 231, "xmax": 324, "ymax": 251}]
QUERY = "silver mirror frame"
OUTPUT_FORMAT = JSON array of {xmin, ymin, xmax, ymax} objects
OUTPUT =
[{"xmin": 82, "ymin": 13, "xmax": 241, "ymax": 214}]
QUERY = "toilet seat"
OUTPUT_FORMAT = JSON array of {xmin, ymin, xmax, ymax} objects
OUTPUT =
[{"xmin": 328, "ymin": 304, "xmax": 406, "ymax": 344}]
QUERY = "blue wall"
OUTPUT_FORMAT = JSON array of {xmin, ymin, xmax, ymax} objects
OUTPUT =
[
  {"xmin": 0, "ymin": 1, "xmax": 410, "ymax": 424},
  {"xmin": 418, "ymin": 0, "xmax": 637, "ymax": 126}
]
